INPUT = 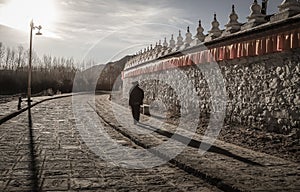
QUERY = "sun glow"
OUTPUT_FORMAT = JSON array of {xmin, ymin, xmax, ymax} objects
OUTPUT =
[{"xmin": 0, "ymin": 0, "xmax": 60, "ymax": 38}]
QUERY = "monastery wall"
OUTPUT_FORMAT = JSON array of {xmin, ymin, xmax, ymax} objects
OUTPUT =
[{"xmin": 122, "ymin": 0, "xmax": 300, "ymax": 134}]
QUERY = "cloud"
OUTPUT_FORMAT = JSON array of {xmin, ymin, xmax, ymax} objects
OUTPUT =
[
  {"xmin": 49, "ymin": 0, "xmax": 191, "ymax": 57},
  {"xmin": 47, "ymin": 0, "xmax": 200, "ymax": 63},
  {"xmin": 56, "ymin": 0, "xmax": 187, "ymax": 35},
  {"xmin": 2, "ymin": 0, "xmax": 284, "ymax": 65}
]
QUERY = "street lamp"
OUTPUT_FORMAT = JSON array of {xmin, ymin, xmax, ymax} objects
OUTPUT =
[
  {"xmin": 27, "ymin": 20, "xmax": 42, "ymax": 107},
  {"xmin": 27, "ymin": 20, "xmax": 42, "ymax": 192}
]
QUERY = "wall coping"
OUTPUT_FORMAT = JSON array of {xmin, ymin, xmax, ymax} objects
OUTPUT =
[{"xmin": 124, "ymin": 14, "xmax": 300, "ymax": 73}]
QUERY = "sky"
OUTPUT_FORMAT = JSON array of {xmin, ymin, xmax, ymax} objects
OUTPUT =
[{"xmin": 0, "ymin": 0, "xmax": 283, "ymax": 65}]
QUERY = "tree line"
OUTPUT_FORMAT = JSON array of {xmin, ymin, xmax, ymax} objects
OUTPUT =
[{"xmin": 0, "ymin": 42, "xmax": 95, "ymax": 95}]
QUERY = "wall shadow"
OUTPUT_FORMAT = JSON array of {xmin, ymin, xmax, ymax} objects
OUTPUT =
[{"xmin": 137, "ymin": 122, "xmax": 263, "ymax": 166}]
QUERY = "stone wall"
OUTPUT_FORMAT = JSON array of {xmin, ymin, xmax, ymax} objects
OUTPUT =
[
  {"xmin": 122, "ymin": 1, "xmax": 300, "ymax": 134},
  {"xmin": 124, "ymin": 48, "xmax": 300, "ymax": 134},
  {"xmin": 221, "ymin": 49, "xmax": 300, "ymax": 134}
]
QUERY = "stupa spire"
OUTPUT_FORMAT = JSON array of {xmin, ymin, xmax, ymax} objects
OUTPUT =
[
  {"xmin": 176, "ymin": 30, "xmax": 184, "ymax": 49},
  {"xmin": 205, "ymin": 13, "xmax": 222, "ymax": 41},
  {"xmin": 223, "ymin": 4, "xmax": 241, "ymax": 35},
  {"xmin": 163, "ymin": 37, "xmax": 168, "ymax": 48},
  {"xmin": 241, "ymin": 0, "xmax": 266, "ymax": 30},
  {"xmin": 184, "ymin": 26, "xmax": 193, "ymax": 48},
  {"xmin": 194, "ymin": 20, "xmax": 205, "ymax": 43},
  {"xmin": 169, "ymin": 34, "xmax": 176, "ymax": 49}
]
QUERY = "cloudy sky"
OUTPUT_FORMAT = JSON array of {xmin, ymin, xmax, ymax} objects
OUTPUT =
[{"xmin": 0, "ymin": 0, "xmax": 283, "ymax": 65}]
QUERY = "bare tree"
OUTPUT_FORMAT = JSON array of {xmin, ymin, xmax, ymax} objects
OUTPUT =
[
  {"xmin": 0, "ymin": 42, "xmax": 100, "ymax": 95},
  {"xmin": 31, "ymin": 50, "xmax": 41, "ymax": 71},
  {"xmin": 0, "ymin": 43, "xmax": 5, "ymax": 69},
  {"xmin": 16, "ymin": 45, "xmax": 25, "ymax": 70},
  {"xmin": 43, "ymin": 55, "xmax": 52, "ymax": 71}
]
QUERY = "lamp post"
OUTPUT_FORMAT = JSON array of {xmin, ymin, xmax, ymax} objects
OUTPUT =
[
  {"xmin": 27, "ymin": 20, "xmax": 42, "ymax": 192},
  {"xmin": 27, "ymin": 20, "xmax": 42, "ymax": 107}
]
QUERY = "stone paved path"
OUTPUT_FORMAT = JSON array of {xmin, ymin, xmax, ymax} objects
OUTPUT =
[
  {"xmin": 92, "ymin": 94, "xmax": 300, "ymax": 192},
  {"xmin": 0, "ymin": 96, "xmax": 45, "ymax": 118},
  {"xmin": 0, "ymin": 95, "xmax": 221, "ymax": 192}
]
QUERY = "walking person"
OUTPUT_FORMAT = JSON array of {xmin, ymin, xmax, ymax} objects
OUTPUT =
[{"xmin": 129, "ymin": 81, "xmax": 144, "ymax": 124}]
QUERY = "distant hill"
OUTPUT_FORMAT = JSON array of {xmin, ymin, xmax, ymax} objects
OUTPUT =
[
  {"xmin": 97, "ymin": 55, "xmax": 133, "ymax": 91},
  {"xmin": 74, "ymin": 55, "xmax": 133, "ymax": 92}
]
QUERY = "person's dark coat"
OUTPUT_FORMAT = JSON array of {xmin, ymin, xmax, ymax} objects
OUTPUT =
[
  {"xmin": 129, "ymin": 85, "xmax": 144, "ymax": 106},
  {"xmin": 129, "ymin": 84, "xmax": 144, "ymax": 123}
]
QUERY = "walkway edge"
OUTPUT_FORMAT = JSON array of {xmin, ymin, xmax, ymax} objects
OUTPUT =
[{"xmin": 0, "ymin": 93, "xmax": 82, "ymax": 125}]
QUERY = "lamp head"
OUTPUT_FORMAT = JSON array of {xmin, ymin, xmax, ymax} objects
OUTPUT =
[
  {"xmin": 36, "ymin": 25, "xmax": 42, "ymax": 35},
  {"xmin": 35, "ymin": 25, "xmax": 42, "ymax": 35},
  {"xmin": 35, "ymin": 30, "xmax": 42, "ymax": 35}
]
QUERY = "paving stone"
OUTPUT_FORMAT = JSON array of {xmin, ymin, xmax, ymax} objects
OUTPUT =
[
  {"xmin": 42, "ymin": 178, "xmax": 69, "ymax": 191},
  {"xmin": 70, "ymin": 178, "xmax": 104, "ymax": 190},
  {"xmin": 0, "ymin": 95, "xmax": 221, "ymax": 192},
  {"xmin": 94, "ymin": 94, "xmax": 300, "ymax": 192}
]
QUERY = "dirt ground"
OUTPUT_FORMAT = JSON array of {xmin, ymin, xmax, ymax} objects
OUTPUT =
[
  {"xmin": 114, "ymin": 94, "xmax": 299, "ymax": 163},
  {"xmin": 169, "ymin": 116, "xmax": 300, "ymax": 164}
]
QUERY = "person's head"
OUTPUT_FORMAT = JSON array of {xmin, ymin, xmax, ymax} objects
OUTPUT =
[{"xmin": 132, "ymin": 81, "xmax": 139, "ymax": 86}]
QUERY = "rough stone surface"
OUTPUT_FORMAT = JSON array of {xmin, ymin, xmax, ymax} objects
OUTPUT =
[
  {"xmin": 0, "ymin": 96, "xmax": 221, "ymax": 192},
  {"xmin": 124, "ymin": 48, "xmax": 300, "ymax": 135},
  {"xmin": 95, "ymin": 94, "xmax": 300, "ymax": 192}
]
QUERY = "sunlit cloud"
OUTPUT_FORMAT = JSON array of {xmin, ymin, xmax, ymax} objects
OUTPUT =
[
  {"xmin": 0, "ymin": 0, "xmax": 61, "ymax": 38},
  {"xmin": 0, "ymin": 0, "xmax": 284, "ymax": 64}
]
